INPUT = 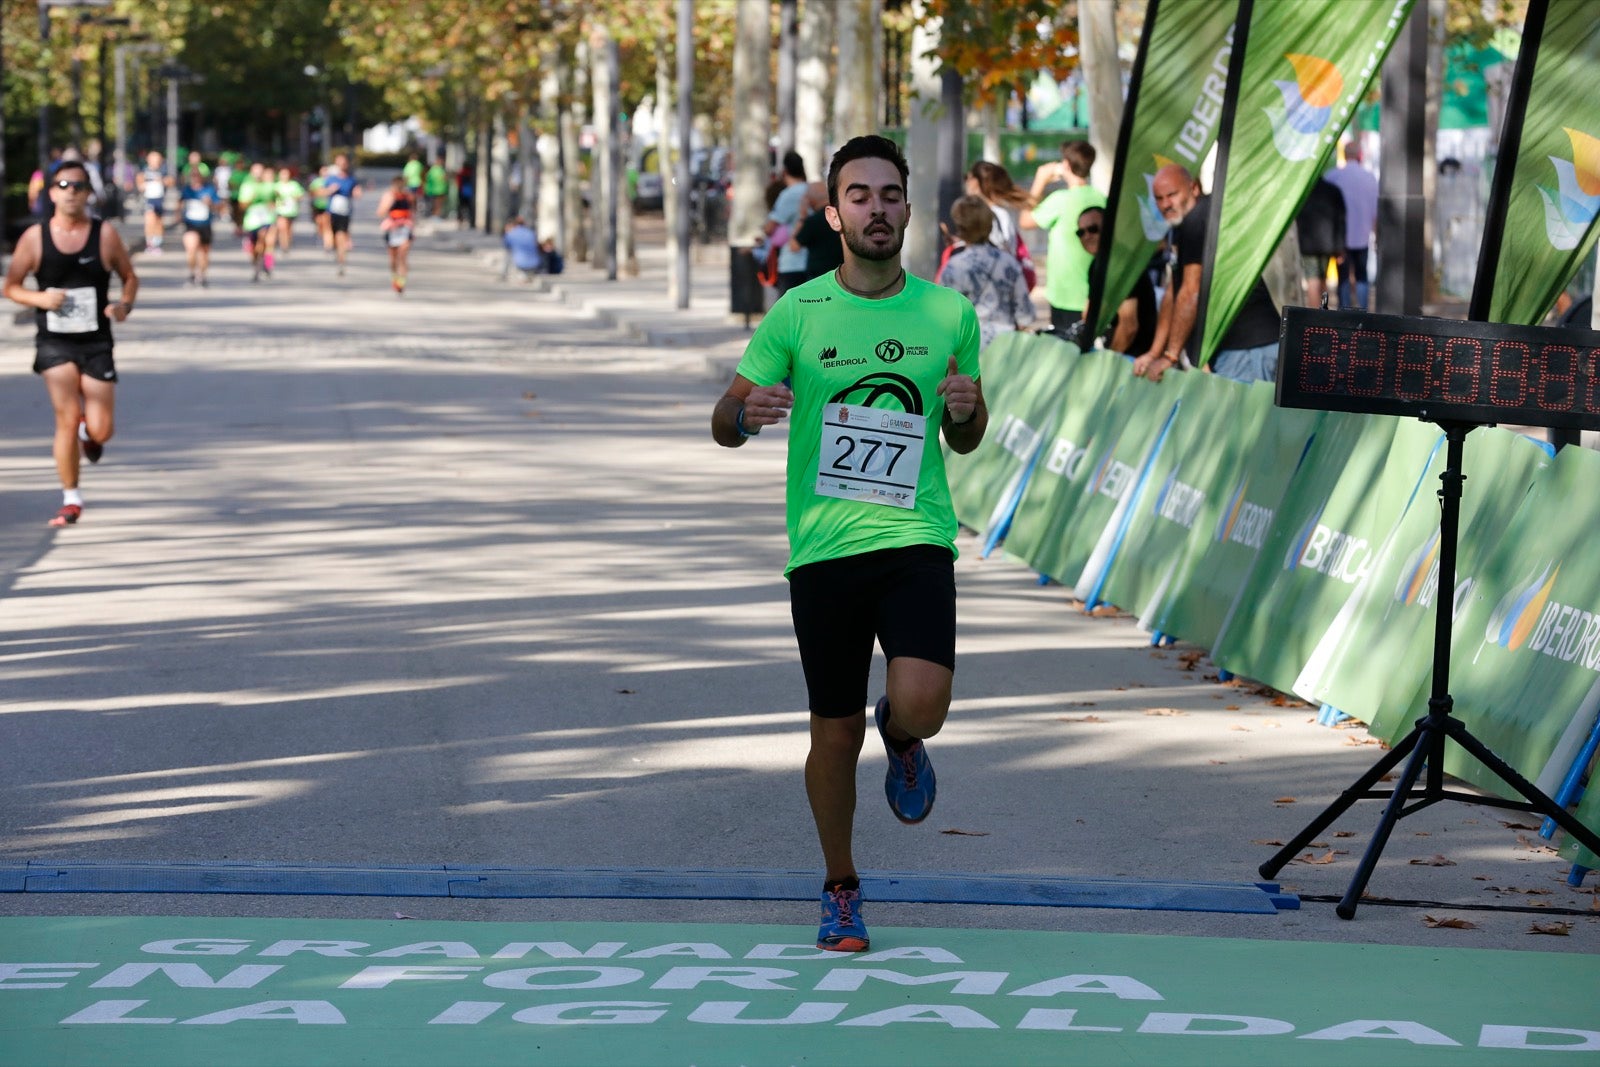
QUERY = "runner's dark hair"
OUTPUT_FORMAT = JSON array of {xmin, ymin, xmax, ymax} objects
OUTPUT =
[{"xmin": 827, "ymin": 135, "xmax": 909, "ymax": 208}]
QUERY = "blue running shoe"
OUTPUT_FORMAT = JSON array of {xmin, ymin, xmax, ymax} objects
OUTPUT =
[
  {"xmin": 876, "ymin": 696, "xmax": 936, "ymax": 824},
  {"xmin": 817, "ymin": 882, "xmax": 869, "ymax": 952}
]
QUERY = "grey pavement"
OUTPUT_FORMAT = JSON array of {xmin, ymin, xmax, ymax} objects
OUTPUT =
[{"xmin": 1, "ymin": 207, "xmax": 1596, "ymax": 957}]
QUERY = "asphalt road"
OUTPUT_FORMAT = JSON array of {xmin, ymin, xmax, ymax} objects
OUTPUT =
[{"xmin": 1, "ymin": 209, "xmax": 1596, "ymax": 956}]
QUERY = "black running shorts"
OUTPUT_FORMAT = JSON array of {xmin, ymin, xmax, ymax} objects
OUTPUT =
[
  {"xmin": 788, "ymin": 543, "xmax": 956, "ymax": 719},
  {"xmin": 185, "ymin": 222, "xmax": 213, "ymax": 246},
  {"xmin": 35, "ymin": 337, "xmax": 117, "ymax": 382},
  {"xmin": 330, "ymin": 213, "xmax": 351, "ymax": 234}
]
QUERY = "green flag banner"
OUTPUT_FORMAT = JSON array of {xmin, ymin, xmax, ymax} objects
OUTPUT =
[
  {"xmin": 1094, "ymin": 0, "xmax": 1240, "ymax": 338},
  {"xmin": 1200, "ymin": 0, "xmax": 1413, "ymax": 364},
  {"xmin": 1211, "ymin": 414, "xmax": 1439, "ymax": 695},
  {"xmin": 1025, "ymin": 372, "xmax": 1190, "ymax": 589},
  {"xmin": 1435, "ymin": 444, "xmax": 1600, "ymax": 816},
  {"xmin": 1096, "ymin": 374, "xmax": 1253, "ymax": 620},
  {"xmin": 945, "ymin": 333, "xmax": 1076, "ymax": 534},
  {"xmin": 1479, "ymin": 0, "xmax": 1600, "ymax": 324},
  {"xmin": 1148, "ymin": 389, "xmax": 1322, "ymax": 651},
  {"xmin": 1002, "ymin": 350, "xmax": 1134, "ymax": 570},
  {"xmin": 1297, "ymin": 430, "xmax": 1553, "ymax": 740}
]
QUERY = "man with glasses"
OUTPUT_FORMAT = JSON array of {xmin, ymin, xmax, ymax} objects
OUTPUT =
[{"xmin": 3, "ymin": 160, "xmax": 139, "ymax": 527}]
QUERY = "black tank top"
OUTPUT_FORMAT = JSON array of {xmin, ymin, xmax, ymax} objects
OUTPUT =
[{"xmin": 35, "ymin": 218, "xmax": 111, "ymax": 344}]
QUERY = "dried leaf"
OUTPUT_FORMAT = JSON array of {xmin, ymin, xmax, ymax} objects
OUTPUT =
[
  {"xmin": 1090, "ymin": 605, "xmax": 1121, "ymax": 616},
  {"xmin": 1229, "ymin": 724, "xmax": 1251, "ymax": 732},
  {"xmin": 1208, "ymin": 759, "xmax": 1228, "ymax": 765},
  {"xmin": 615, "ymin": 688, "xmax": 636, "ymax": 694},
  {"xmin": 1269, "ymin": 695, "xmax": 1291, "ymax": 707},
  {"xmin": 1486, "ymin": 886, "xmax": 1553, "ymax": 895},
  {"xmin": 1422, "ymin": 915, "xmax": 1478, "ymax": 929},
  {"xmin": 1274, "ymin": 797, "xmax": 1297, "ymax": 804},
  {"xmin": 1224, "ymin": 704, "xmax": 1241, "ymax": 710},
  {"xmin": 939, "ymin": 828, "xmax": 990, "ymax": 837},
  {"xmin": 1295, "ymin": 850, "xmax": 1339, "ymax": 865},
  {"xmin": 521, "ymin": 391, "xmax": 539, "ymax": 399},
  {"xmin": 1334, "ymin": 830, "xmax": 1356, "ymax": 838},
  {"xmin": 1498, "ymin": 820, "xmax": 1540, "ymax": 831},
  {"xmin": 1310, "ymin": 841, "xmax": 1329, "ymax": 848},
  {"xmin": 1528, "ymin": 921, "xmax": 1573, "ymax": 936},
  {"xmin": 1144, "ymin": 707, "xmax": 1186, "ymax": 717},
  {"xmin": 1251, "ymin": 839, "xmax": 1286, "ymax": 846},
  {"xmin": 1408, "ymin": 855, "xmax": 1456, "ymax": 867},
  {"xmin": 1058, "ymin": 714, "xmax": 1106, "ymax": 723},
  {"xmin": 1344, "ymin": 735, "xmax": 1382, "ymax": 746},
  {"xmin": 1515, "ymin": 834, "xmax": 1557, "ymax": 853},
  {"xmin": 1414, "ymin": 831, "xmax": 1432, "ymax": 837},
  {"xmin": 1178, "ymin": 651, "xmax": 1205, "ymax": 669}
]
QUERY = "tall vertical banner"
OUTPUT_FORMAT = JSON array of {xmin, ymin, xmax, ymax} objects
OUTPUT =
[
  {"xmin": 1091, "ymin": 0, "xmax": 1239, "ymax": 338},
  {"xmin": 1473, "ymin": 0, "xmax": 1600, "ymax": 325},
  {"xmin": 1199, "ymin": 0, "xmax": 1413, "ymax": 365}
]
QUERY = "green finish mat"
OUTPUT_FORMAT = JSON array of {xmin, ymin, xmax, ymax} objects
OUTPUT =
[{"xmin": 0, "ymin": 916, "xmax": 1595, "ymax": 1066}]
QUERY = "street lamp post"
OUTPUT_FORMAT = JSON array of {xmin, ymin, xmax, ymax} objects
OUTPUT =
[
  {"xmin": 37, "ymin": 0, "xmax": 113, "ymax": 170},
  {"xmin": 114, "ymin": 39, "xmax": 159, "ymax": 191}
]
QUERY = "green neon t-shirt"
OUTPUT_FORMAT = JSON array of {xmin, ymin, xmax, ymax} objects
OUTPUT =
[
  {"xmin": 1032, "ymin": 184, "xmax": 1106, "ymax": 312},
  {"xmin": 240, "ymin": 179, "xmax": 277, "ymax": 231},
  {"xmin": 736, "ymin": 271, "xmax": 981, "ymax": 575}
]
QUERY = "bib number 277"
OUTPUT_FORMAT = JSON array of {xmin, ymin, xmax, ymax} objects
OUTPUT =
[{"xmin": 815, "ymin": 405, "xmax": 926, "ymax": 510}]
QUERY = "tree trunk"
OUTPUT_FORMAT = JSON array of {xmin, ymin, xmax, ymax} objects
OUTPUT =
[
  {"xmin": 1078, "ymin": 0, "xmax": 1122, "ymax": 192},
  {"xmin": 980, "ymin": 98, "xmax": 1002, "ymax": 165},
  {"xmin": 777, "ymin": 0, "xmax": 798, "ymax": 156},
  {"xmin": 904, "ymin": 3, "xmax": 942, "ymax": 281},
  {"xmin": 834, "ymin": 0, "xmax": 879, "ymax": 145},
  {"xmin": 517, "ymin": 106, "xmax": 536, "ymax": 220},
  {"xmin": 673, "ymin": 0, "xmax": 693, "ymax": 308},
  {"xmin": 490, "ymin": 108, "xmax": 513, "ymax": 233},
  {"xmin": 657, "ymin": 36, "xmax": 680, "ymax": 295},
  {"xmin": 795, "ymin": 0, "xmax": 833, "ymax": 183},
  {"xmin": 730, "ymin": 0, "xmax": 771, "ymax": 247},
  {"xmin": 474, "ymin": 115, "xmax": 491, "ymax": 233},
  {"xmin": 562, "ymin": 46, "xmax": 588, "ymax": 264},
  {"xmin": 591, "ymin": 25, "xmax": 619, "ymax": 279},
  {"xmin": 538, "ymin": 53, "xmax": 563, "ymax": 251}
]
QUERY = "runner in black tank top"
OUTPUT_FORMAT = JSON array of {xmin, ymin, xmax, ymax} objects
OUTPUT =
[{"xmin": 2, "ymin": 160, "xmax": 139, "ymax": 527}]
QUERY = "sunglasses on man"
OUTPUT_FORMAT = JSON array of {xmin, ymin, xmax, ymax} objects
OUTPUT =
[
  {"xmin": 55, "ymin": 179, "xmax": 90, "ymax": 192},
  {"xmin": 1075, "ymin": 224, "xmax": 1101, "ymax": 238}
]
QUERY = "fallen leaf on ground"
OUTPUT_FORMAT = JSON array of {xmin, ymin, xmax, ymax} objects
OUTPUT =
[
  {"xmin": 1334, "ymin": 830, "xmax": 1356, "ymax": 838},
  {"xmin": 1414, "ymin": 831, "xmax": 1432, "ymax": 837},
  {"xmin": 1208, "ymin": 759, "xmax": 1228, "ymax": 765},
  {"xmin": 1269, "ymin": 695, "xmax": 1291, "ymax": 707},
  {"xmin": 1251, "ymin": 839, "xmax": 1286, "ymax": 846},
  {"xmin": 1229, "ymin": 724, "xmax": 1251, "ymax": 731},
  {"xmin": 1274, "ymin": 797, "xmax": 1297, "ymax": 804},
  {"xmin": 1344, "ymin": 736, "xmax": 1382, "ymax": 746},
  {"xmin": 1528, "ymin": 921, "xmax": 1572, "ymax": 936},
  {"xmin": 1225, "ymin": 704, "xmax": 1241, "ymax": 710},
  {"xmin": 1309, "ymin": 841, "xmax": 1329, "ymax": 848},
  {"xmin": 1058, "ymin": 715, "xmax": 1106, "ymax": 723},
  {"xmin": 1295, "ymin": 850, "xmax": 1339, "ymax": 865},
  {"xmin": 1144, "ymin": 707, "xmax": 1186, "ymax": 717},
  {"xmin": 1178, "ymin": 651, "xmax": 1205, "ymax": 669},
  {"xmin": 1422, "ymin": 915, "xmax": 1478, "ymax": 929},
  {"xmin": 1499, "ymin": 820, "xmax": 1540, "ymax": 831},
  {"xmin": 1409, "ymin": 855, "xmax": 1456, "ymax": 866},
  {"xmin": 1515, "ymin": 834, "xmax": 1557, "ymax": 853},
  {"xmin": 615, "ymin": 688, "xmax": 636, "ymax": 694},
  {"xmin": 1487, "ymin": 886, "xmax": 1552, "ymax": 895},
  {"xmin": 1090, "ymin": 605, "xmax": 1121, "ymax": 616},
  {"xmin": 521, "ymin": 391, "xmax": 539, "ymax": 399},
  {"xmin": 940, "ymin": 828, "xmax": 990, "ymax": 837}
]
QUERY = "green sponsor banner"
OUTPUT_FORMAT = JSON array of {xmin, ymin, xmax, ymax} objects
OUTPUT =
[
  {"xmin": 1097, "ymin": 373, "xmax": 1252, "ymax": 621},
  {"xmin": 1001, "ymin": 350, "xmax": 1133, "ymax": 571},
  {"xmin": 1, "ymin": 916, "xmax": 1597, "ymax": 1066},
  {"xmin": 1562, "ymin": 780, "xmax": 1600, "ymax": 870},
  {"xmin": 1298, "ymin": 429, "xmax": 1553, "ymax": 740},
  {"xmin": 1434, "ymin": 444, "xmax": 1600, "ymax": 820},
  {"xmin": 1482, "ymin": 0, "xmax": 1600, "ymax": 324},
  {"xmin": 1147, "ymin": 387, "xmax": 1322, "ymax": 651},
  {"xmin": 945, "ymin": 333, "xmax": 1076, "ymax": 535},
  {"xmin": 1018, "ymin": 371, "xmax": 1189, "ymax": 587},
  {"xmin": 1200, "ymin": 0, "xmax": 1412, "ymax": 365},
  {"xmin": 1211, "ymin": 414, "xmax": 1439, "ymax": 694},
  {"xmin": 1094, "ymin": 0, "xmax": 1240, "ymax": 338}
]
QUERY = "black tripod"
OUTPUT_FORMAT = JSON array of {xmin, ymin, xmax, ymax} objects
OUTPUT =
[{"xmin": 1259, "ymin": 421, "xmax": 1600, "ymax": 918}]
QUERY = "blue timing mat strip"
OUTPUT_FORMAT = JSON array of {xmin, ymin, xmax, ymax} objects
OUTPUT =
[{"xmin": 0, "ymin": 861, "xmax": 1296, "ymax": 914}]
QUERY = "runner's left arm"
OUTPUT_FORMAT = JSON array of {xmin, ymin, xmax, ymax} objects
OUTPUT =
[{"xmin": 102, "ymin": 225, "xmax": 138, "ymax": 321}]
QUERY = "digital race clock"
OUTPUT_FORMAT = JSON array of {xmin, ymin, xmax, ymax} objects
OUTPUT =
[{"xmin": 1276, "ymin": 306, "xmax": 1600, "ymax": 431}]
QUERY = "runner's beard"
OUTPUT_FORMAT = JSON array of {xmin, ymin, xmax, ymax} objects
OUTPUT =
[{"xmin": 841, "ymin": 219, "xmax": 905, "ymax": 261}]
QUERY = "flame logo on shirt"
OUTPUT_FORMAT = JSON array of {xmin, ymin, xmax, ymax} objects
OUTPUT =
[
  {"xmin": 1484, "ymin": 560, "xmax": 1560, "ymax": 650},
  {"xmin": 1266, "ymin": 54, "xmax": 1344, "ymax": 163},
  {"xmin": 1539, "ymin": 127, "xmax": 1600, "ymax": 251}
]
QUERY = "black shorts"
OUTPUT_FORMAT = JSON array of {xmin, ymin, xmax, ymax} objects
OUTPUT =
[
  {"xmin": 789, "ymin": 543, "xmax": 956, "ymax": 718},
  {"xmin": 184, "ymin": 222, "xmax": 213, "ymax": 245},
  {"xmin": 35, "ymin": 337, "xmax": 117, "ymax": 382},
  {"xmin": 330, "ymin": 213, "xmax": 351, "ymax": 234}
]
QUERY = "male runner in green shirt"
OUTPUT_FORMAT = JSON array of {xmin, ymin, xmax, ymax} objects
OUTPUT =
[{"xmin": 712, "ymin": 134, "xmax": 986, "ymax": 952}]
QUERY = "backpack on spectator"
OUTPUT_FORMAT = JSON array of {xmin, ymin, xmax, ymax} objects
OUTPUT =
[{"xmin": 1014, "ymin": 231, "xmax": 1037, "ymax": 291}]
